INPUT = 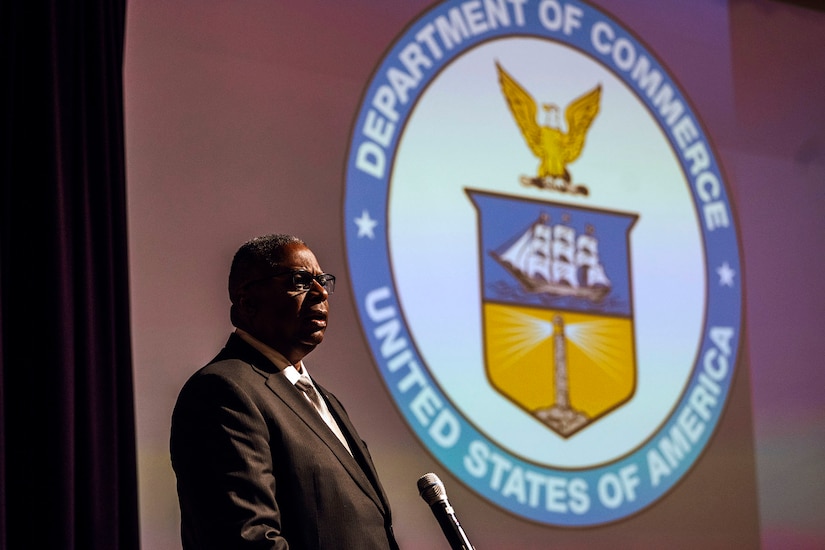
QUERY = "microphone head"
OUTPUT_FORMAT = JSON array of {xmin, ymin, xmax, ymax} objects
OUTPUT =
[{"xmin": 417, "ymin": 472, "xmax": 448, "ymax": 505}]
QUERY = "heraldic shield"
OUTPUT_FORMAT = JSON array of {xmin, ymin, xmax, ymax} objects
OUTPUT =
[{"xmin": 467, "ymin": 190, "xmax": 639, "ymax": 438}]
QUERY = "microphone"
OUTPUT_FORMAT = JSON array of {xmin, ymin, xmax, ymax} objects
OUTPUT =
[{"xmin": 417, "ymin": 473, "xmax": 475, "ymax": 550}]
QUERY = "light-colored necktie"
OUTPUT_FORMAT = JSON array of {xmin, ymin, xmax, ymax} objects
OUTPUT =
[{"xmin": 296, "ymin": 375, "xmax": 352, "ymax": 455}]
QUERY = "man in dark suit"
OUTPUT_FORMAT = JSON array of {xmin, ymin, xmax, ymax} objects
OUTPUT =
[{"xmin": 171, "ymin": 234, "xmax": 400, "ymax": 549}]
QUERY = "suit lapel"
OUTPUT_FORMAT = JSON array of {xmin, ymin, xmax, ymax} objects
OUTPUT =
[
  {"xmin": 220, "ymin": 334, "xmax": 389, "ymax": 515},
  {"xmin": 264, "ymin": 374, "xmax": 388, "ymax": 513},
  {"xmin": 264, "ymin": 373, "xmax": 344, "ymax": 455},
  {"xmin": 316, "ymin": 383, "xmax": 393, "ymax": 515}
]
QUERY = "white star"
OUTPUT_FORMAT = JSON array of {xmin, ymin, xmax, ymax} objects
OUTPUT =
[
  {"xmin": 354, "ymin": 210, "xmax": 378, "ymax": 239},
  {"xmin": 717, "ymin": 261, "xmax": 736, "ymax": 287}
]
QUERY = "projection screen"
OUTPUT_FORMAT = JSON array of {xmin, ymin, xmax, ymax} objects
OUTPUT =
[{"xmin": 125, "ymin": 0, "xmax": 825, "ymax": 548}]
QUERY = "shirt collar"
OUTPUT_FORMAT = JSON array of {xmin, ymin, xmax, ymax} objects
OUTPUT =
[{"xmin": 234, "ymin": 328, "xmax": 307, "ymax": 385}]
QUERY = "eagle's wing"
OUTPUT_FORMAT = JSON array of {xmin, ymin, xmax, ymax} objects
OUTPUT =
[
  {"xmin": 563, "ymin": 84, "xmax": 601, "ymax": 163},
  {"xmin": 496, "ymin": 62, "xmax": 542, "ymax": 158}
]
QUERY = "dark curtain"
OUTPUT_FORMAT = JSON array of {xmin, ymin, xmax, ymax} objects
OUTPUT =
[{"xmin": 1, "ymin": 1, "xmax": 140, "ymax": 549}]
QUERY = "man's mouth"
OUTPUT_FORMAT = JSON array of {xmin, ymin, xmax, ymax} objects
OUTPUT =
[{"xmin": 304, "ymin": 310, "xmax": 327, "ymax": 326}]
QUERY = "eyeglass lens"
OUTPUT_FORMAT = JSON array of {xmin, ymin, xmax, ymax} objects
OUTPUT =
[{"xmin": 293, "ymin": 271, "xmax": 335, "ymax": 293}]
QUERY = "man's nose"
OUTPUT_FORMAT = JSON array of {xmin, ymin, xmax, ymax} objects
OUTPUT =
[{"xmin": 308, "ymin": 278, "xmax": 329, "ymax": 297}]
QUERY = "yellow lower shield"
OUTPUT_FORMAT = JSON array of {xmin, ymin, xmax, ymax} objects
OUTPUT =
[{"xmin": 483, "ymin": 302, "xmax": 636, "ymax": 437}]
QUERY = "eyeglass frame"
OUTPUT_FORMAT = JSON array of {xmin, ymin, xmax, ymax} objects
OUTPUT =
[{"xmin": 243, "ymin": 269, "xmax": 336, "ymax": 294}]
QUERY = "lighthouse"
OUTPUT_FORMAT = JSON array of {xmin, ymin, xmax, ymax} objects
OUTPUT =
[{"xmin": 553, "ymin": 314, "xmax": 570, "ymax": 410}]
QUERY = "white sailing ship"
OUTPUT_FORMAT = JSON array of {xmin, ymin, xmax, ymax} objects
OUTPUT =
[{"xmin": 491, "ymin": 213, "xmax": 611, "ymax": 302}]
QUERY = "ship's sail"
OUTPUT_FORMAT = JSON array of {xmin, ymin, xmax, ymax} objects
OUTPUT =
[{"xmin": 492, "ymin": 213, "xmax": 611, "ymax": 301}]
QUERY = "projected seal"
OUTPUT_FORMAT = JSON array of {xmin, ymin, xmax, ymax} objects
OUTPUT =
[{"xmin": 343, "ymin": 0, "xmax": 743, "ymax": 527}]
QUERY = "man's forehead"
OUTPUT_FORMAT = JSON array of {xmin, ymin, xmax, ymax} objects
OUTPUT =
[{"xmin": 278, "ymin": 245, "xmax": 320, "ymax": 268}]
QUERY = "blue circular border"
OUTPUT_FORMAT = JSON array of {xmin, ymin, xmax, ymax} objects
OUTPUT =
[{"xmin": 344, "ymin": 0, "xmax": 743, "ymax": 527}]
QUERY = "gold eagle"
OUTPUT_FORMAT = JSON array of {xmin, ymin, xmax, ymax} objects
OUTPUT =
[{"xmin": 496, "ymin": 62, "xmax": 601, "ymax": 193}]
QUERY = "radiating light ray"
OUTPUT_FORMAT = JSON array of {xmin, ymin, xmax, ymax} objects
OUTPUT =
[
  {"xmin": 565, "ymin": 319, "xmax": 626, "ymax": 380},
  {"xmin": 490, "ymin": 308, "xmax": 553, "ymax": 374}
]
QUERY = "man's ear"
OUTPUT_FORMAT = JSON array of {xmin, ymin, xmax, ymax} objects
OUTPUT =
[{"xmin": 239, "ymin": 295, "xmax": 257, "ymax": 315}]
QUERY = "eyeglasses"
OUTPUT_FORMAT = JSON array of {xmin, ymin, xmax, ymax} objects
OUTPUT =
[{"xmin": 245, "ymin": 269, "xmax": 336, "ymax": 294}]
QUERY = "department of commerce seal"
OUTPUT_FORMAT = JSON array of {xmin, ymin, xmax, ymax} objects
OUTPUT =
[{"xmin": 343, "ymin": 0, "xmax": 743, "ymax": 527}]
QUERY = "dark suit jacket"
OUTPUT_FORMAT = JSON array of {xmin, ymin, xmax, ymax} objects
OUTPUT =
[{"xmin": 170, "ymin": 334, "xmax": 399, "ymax": 550}]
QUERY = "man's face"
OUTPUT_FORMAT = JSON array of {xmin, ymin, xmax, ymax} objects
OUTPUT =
[{"xmin": 242, "ymin": 243, "xmax": 330, "ymax": 364}]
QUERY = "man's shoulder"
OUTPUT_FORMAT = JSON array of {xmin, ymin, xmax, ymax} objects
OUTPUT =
[
  {"xmin": 173, "ymin": 356, "xmax": 279, "ymax": 421},
  {"xmin": 188, "ymin": 354, "xmax": 269, "ymax": 387},
  {"xmin": 177, "ymin": 336, "xmax": 267, "ymax": 391},
  {"xmin": 187, "ymin": 333, "xmax": 270, "ymax": 374}
]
